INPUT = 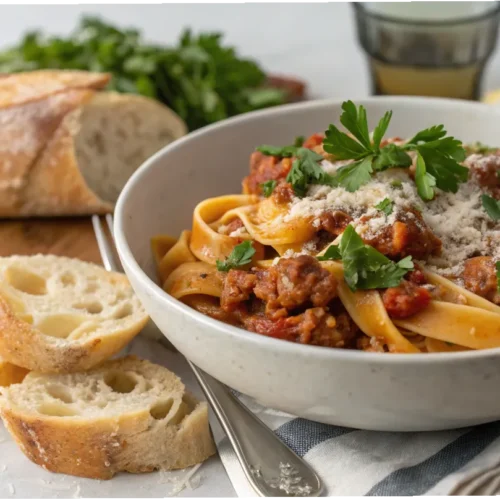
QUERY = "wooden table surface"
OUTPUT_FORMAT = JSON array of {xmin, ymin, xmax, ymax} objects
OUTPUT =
[{"xmin": 0, "ymin": 218, "xmax": 102, "ymax": 264}]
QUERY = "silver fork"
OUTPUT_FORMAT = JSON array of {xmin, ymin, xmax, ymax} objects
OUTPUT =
[{"xmin": 92, "ymin": 214, "xmax": 323, "ymax": 497}]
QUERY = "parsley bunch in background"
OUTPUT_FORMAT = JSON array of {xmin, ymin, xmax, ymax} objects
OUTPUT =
[{"xmin": 0, "ymin": 17, "xmax": 287, "ymax": 131}]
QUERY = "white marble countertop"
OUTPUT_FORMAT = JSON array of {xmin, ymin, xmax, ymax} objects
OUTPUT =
[{"xmin": 1, "ymin": 4, "xmax": 500, "ymax": 498}]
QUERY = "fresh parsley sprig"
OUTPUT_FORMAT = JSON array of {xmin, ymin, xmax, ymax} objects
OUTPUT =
[
  {"xmin": 256, "ymin": 144, "xmax": 329, "ymax": 197},
  {"xmin": 322, "ymin": 101, "xmax": 467, "ymax": 200},
  {"xmin": 482, "ymin": 194, "xmax": 500, "ymax": 221},
  {"xmin": 318, "ymin": 225, "xmax": 414, "ymax": 291},
  {"xmin": 216, "ymin": 241, "xmax": 255, "ymax": 272}
]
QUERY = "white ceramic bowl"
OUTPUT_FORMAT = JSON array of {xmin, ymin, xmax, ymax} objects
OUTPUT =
[{"xmin": 115, "ymin": 97, "xmax": 500, "ymax": 432}]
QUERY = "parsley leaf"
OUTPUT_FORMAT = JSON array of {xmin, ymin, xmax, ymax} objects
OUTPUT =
[
  {"xmin": 294, "ymin": 136, "xmax": 305, "ymax": 147},
  {"xmin": 415, "ymin": 153, "xmax": 436, "ymax": 201},
  {"xmin": 339, "ymin": 101, "xmax": 371, "ymax": 150},
  {"xmin": 260, "ymin": 180, "xmax": 277, "ymax": 197},
  {"xmin": 320, "ymin": 225, "xmax": 414, "ymax": 291},
  {"xmin": 286, "ymin": 148, "xmax": 330, "ymax": 197},
  {"xmin": 323, "ymin": 124, "xmax": 368, "ymax": 160},
  {"xmin": 373, "ymin": 143, "xmax": 412, "ymax": 171},
  {"xmin": 216, "ymin": 241, "xmax": 255, "ymax": 272},
  {"xmin": 481, "ymin": 194, "xmax": 500, "ymax": 221},
  {"xmin": 375, "ymin": 198, "xmax": 393, "ymax": 215},
  {"xmin": 256, "ymin": 144, "xmax": 297, "ymax": 157},
  {"xmin": 317, "ymin": 245, "xmax": 341, "ymax": 261},
  {"xmin": 408, "ymin": 125, "xmax": 446, "ymax": 144},
  {"xmin": 330, "ymin": 156, "xmax": 373, "ymax": 192},
  {"xmin": 496, "ymin": 261, "xmax": 500, "ymax": 293},
  {"xmin": 372, "ymin": 111, "xmax": 392, "ymax": 150}
]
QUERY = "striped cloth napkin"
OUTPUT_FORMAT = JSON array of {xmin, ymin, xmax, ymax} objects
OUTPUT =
[{"xmin": 215, "ymin": 392, "xmax": 500, "ymax": 496}]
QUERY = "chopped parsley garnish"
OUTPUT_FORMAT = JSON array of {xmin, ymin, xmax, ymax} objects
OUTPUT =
[
  {"xmin": 375, "ymin": 198, "xmax": 393, "ymax": 215},
  {"xmin": 390, "ymin": 180, "xmax": 403, "ymax": 189},
  {"xmin": 322, "ymin": 101, "xmax": 467, "ymax": 200},
  {"xmin": 285, "ymin": 148, "xmax": 330, "ymax": 197},
  {"xmin": 216, "ymin": 241, "xmax": 255, "ymax": 272},
  {"xmin": 481, "ymin": 194, "xmax": 500, "ymax": 221},
  {"xmin": 318, "ymin": 225, "xmax": 414, "ymax": 291},
  {"xmin": 260, "ymin": 180, "xmax": 277, "ymax": 197},
  {"xmin": 294, "ymin": 135, "xmax": 305, "ymax": 147},
  {"xmin": 496, "ymin": 261, "xmax": 500, "ymax": 293}
]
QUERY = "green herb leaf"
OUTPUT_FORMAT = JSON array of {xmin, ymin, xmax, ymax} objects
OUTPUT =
[
  {"xmin": 408, "ymin": 125, "xmax": 446, "ymax": 145},
  {"xmin": 375, "ymin": 198, "xmax": 394, "ymax": 215},
  {"xmin": 415, "ymin": 153, "xmax": 436, "ymax": 201},
  {"xmin": 256, "ymin": 144, "xmax": 297, "ymax": 157},
  {"xmin": 329, "ymin": 156, "xmax": 374, "ymax": 192},
  {"xmin": 317, "ymin": 245, "xmax": 342, "ymax": 261},
  {"xmin": 216, "ymin": 241, "xmax": 255, "ymax": 272},
  {"xmin": 372, "ymin": 111, "xmax": 392, "ymax": 149},
  {"xmin": 391, "ymin": 180, "xmax": 403, "ymax": 189},
  {"xmin": 323, "ymin": 124, "xmax": 369, "ymax": 160},
  {"xmin": 331, "ymin": 225, "xmax": 414, "ymax": 291},
  {"xmin": 339, "ymin": 101, "xmax": 371, "ymax": 150},
  {"xmin": 285, "ymin": 148, "xmax": 330, "ymax": 197},
  {"xmin": 481, "ymin": 194, "xmax": 500, "ymax": 221},
  {"xmin": 260, "ymin": 180, "xmax": 277, "ymax": 197},
  {"xmin": 294, "ymin": 136, "xmax": 305, "ymax": 147},
  {"xmin": 496, "ymin": 261, "xmax": 500, "ymax": 293},
  {"xmin": 372, "ymin": 143, "xmax": 412, "ymax": 171}
]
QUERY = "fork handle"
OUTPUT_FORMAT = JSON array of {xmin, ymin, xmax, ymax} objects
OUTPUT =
[{"xmin": 187, "ymin": 360, "xmax": 322, "ymax": 497}]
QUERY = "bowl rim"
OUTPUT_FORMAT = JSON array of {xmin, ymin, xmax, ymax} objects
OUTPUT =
[{"xmin": 115, "ymin": 95, "xmax": 500, "ymax": 365}]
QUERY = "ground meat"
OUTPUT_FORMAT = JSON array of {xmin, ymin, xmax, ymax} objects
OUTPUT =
[
  {"xmin": 462, "ymin": 256, "xmax": 500, "ymax": 304},
  {"xmin": 406, "ymin": 265, "xmax": 427, "ymax": 285},
  {"xmin": 253, "ymin": 255, "xmax": 338, "ymax": 314},
  {"xmin": 272, "ymin": 182, "xmax": 295, "ymax": 204},
  {"xmin": 243, "ymin": 307, "xmax": 358, "ymax": 348},
  {"xmin": 318, "ymin": 211, "xmax": 353, "ymax": 237},
  {"xmin": 361, "ymin": 208, "xmax": 442, "ymax": 259},
  {"xmin": 466, "ymin": 154, "xmax": 500, "ymax": 199},
  {"xmin": 357, "ymin": 336, "xmax": 387, "ymax": 352},
  {"xmin": 243, "ymin": 152, "xmax": 292, "ymax": 194},
  {"xmin": 382, "ymin": 280, "xmax": 431, "ymax": 318},
  {"xmin": 219, "ymin": 218, "xmax": 245, "ymax": 236},
  {"xmin": 302, "ymin": 133, "xmax": 324, "ymax": 149},
  {"xmin": 221, "ymin": 270, "xmax": 257, "ymax": 312}
]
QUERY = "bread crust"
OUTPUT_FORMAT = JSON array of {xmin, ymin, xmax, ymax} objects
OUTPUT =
[
  {"xmin": 0, "ymin": 70, "xmax": 186, "ymax": 217},
  {"xmin": 0, "ymin": 357, "xmax": 216, "ymax": 479}
]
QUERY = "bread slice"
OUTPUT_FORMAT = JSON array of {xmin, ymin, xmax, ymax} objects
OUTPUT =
[
  {"xmin": 0, "ymin": 356, "xmax": 216, "ymax": 479},
  {"xmin": 0, "ymin": 356, "xmax": 28, "ymax": 387},
  {"xmin": 0, "ymin": 255, "xmax": 148, "ymax": 373}
]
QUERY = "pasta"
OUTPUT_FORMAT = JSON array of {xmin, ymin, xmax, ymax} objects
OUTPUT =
[{"xmin": 152, "ymin": 104, "xmax": 500, "ymax": 354}]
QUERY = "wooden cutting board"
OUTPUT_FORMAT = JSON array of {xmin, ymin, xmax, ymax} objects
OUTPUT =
[{"xmin": 0, "ymin": 218, "xmax": 102, "ymax": 264}]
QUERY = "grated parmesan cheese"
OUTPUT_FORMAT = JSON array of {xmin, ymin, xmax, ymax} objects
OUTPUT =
[{"xmin": 283, "ymin": 155, "xmax": 500, "ymax": 276}]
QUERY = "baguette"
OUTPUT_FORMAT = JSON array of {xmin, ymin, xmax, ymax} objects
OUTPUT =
[
  {"xmin": 0, "ymin": 254, "xmax": 148, "ymax": 373},
  {"xmin": 0, "ymin": 70, "xmax": 187, "ymax": 217},
  {"xmin": 0, "ymin": 356, "xmax": 216, "ymax": 479}
]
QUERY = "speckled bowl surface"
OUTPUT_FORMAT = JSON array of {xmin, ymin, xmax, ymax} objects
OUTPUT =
[{"xmin": 115, "ymin": 97, "xmax": 500, "ymax": 431}]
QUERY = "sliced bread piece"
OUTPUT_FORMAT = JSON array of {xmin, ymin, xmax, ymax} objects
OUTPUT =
[
  {"xmin": 0, "ymin": 356, "xmax": 28, "ymax": 387},
  {"xmin": 0, "ymin": 356, "xmax": 216, "ymax": 479},
  {"xmin": 0, "ymin": 255, "xmax": 148, "ymax": 373}
]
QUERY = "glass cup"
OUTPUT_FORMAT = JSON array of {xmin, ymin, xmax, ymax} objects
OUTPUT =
[{"xmin": 353, "ymin": 2, "xmax": 500, "ymax": 100}]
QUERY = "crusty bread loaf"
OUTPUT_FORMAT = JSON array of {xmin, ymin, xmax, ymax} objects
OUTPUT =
[
  {"xmin": 0, "ymin": 255, "xmax": 148, "ymax": 373},
  {"xmin": 0, "ymin": 70, "xmax": 187, "ymax": 217},
  {"xmin": 0, "ymin": 356, "xmax": 28, "ymax": 387},
  {"xmin": 0, "ymin": 356, "xmax": 216, "ymax": 479}
]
